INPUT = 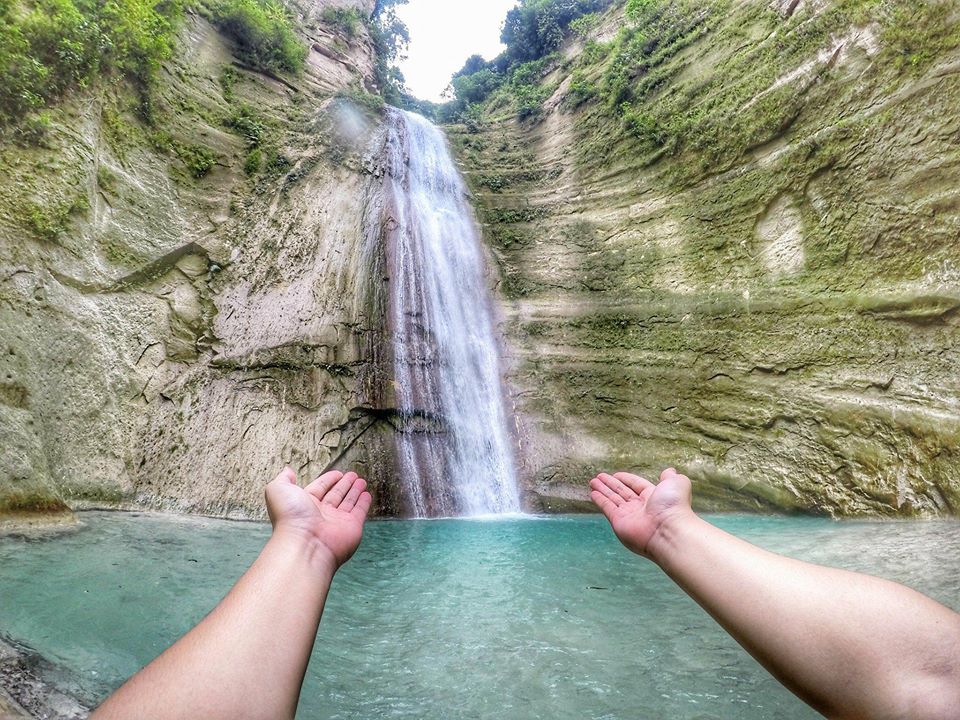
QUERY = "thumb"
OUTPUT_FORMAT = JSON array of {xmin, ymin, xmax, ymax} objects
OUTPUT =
[{"xmin": 265, "ymin": 467, "xmax": 298, "ymax": 526}]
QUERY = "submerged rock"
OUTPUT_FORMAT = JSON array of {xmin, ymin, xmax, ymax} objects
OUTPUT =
[{"xmin": 0, "ymin": 638, "xmax": 89, "ymax": 719}]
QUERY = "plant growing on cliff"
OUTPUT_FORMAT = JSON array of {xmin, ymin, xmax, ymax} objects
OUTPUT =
[
  {"xmin": 501, "ymin": 0, "xmax": 614, "ymax": 64},
  {"xmin": 243, "ymin": 147, "xmax": 262, "ymax": 174},
  {"xmin": 335, "ymin": 88, "xmax": 386, "ymax": 117},
  {"xmin": 444, "ymin": 0, "xmax": 614, "ymax": 117},
  {"xmin": 570, "ymin": 12, "xmax": 601, "ymax": 39},
  {"xmin": 24, "ymin": 194, "xmax": 88, "ymax": 241},
  {"xmin": 211, "ymin": 0, "xmax": 306, "ymax": 74},
  {"xmin": 878, "ymin": 1, "xmax": 960, "ymax": 73},
  {"xmin": 226, "ymin": 103, "xmax": 266, "ymax": 147},
  {"xmin": 321, "ymin": 7, "xmax": 363, "ymax": 38},
  {"xmin": 177, "ymin": 143, "xmax": 217, "ymax": 178},
  {"xmin": 0, "ymin": 0, "xmax": 182, "ymax": 127},
  {"xmin": 370, "ymin": 0, "xmax": 410, "ymax": 105}
]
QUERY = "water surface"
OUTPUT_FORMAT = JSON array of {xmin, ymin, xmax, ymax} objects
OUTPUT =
[{"xmin": 0, "ymin": 512, "xmax": 957, "ymax": 719}]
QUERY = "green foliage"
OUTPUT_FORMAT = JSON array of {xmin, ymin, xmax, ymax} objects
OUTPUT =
[
  {"xmin": 263, "ymin": 147, "xmax": 290, "ymax": 174},
  {"xmin": 370, "ymin": 0, "xmax": 410, "ymax": 105},
  {"xmin": 624, "ymin": 0, "xmax": 658, "ymax": 20},
  {"xmin": 100, "ymin": 0, "xmax": 183, "ymax": 83},
  {"xmin": 0, "ymin": 0, "xmax": 181, "ymax": 126},
  {"xmin": 25, "ymin": 194, "xmax": 88, "ymax": 241},
  {"xmin": 619, "ymin": 102, "xmax": 663, "ymax": 148},
  {"xmin": 14, "ymin": 112, "xmax": 53, "ymax": 145},
  {"xmin": 484, "ymin": 206, "xmax": 548, "ymax": 224},
  {"xmin": 451, "ymin": 68, "xmax": 503, "ymax": 106},
  {"xmin": 571, "ymin": 0, "xmax": 958, "ymax": 187},
  {"xmin": 507, "ymin": 55, "xmax": 558, "ymax": 120},
  {"xmin": 226, "ymin": 103, "xmax": 266, "ymax": 147},
  {"xmin": 219, "ymin": 65, "xmax": 240, "ymax": 100},
  {"xmin": 514, "ymin": 83, "xmax": 552, "ymax": 120},
  {"xmin": 501, "ymin": 0, "xmax": 614, "ymax": 64},
  {"xmin": 147, "ymin": 128, "xmax": 175, "ymax": 153},
  {"xmin": 878, "ymin": 1, "xmax": 960, "ymax": 73},
  {"xmin": 335, "ymin": 88, "xmax": 386, "ymax": 117},
  {"xmin": 243, "ymin": 147, "xmax": 262, "ymax": 174},
  {"xmin": 566, "ymin": 70, "xmax": 596, "ymax": 106},
  {"xmin": 458, "ymin": 103, "xmax": 486, "ymax": 131},
  {"xmin": 602, "ymin": 0, "xmax": 713, "ymax": 109},
  {"xmin": 581, "ymin": 38, "xmax": 612, "ymax": 64},
  {"xmin": 400, "ymin": 94, "xmax": 443, "ymax": 120},
  {"xmin": 177, "ymin": 143, "xmax": 217, "ymax": 177},
  {"xmin": 211, "ymin": 0, "xmax": 306, "ymax": 74},
  {"xmin": 569, "ymin": 11, "xmax": 601, "ymax": 39},
  {"xmin": 321, "ymin": 6, "xmax": 363, "ymax": 38},
  {"xmin": 446, "ymin": 0, "xmax": 613, "ymax": 113},
  {"xmin": 96, "ymin": 165, "xmax": 118, "ymax": 192}
]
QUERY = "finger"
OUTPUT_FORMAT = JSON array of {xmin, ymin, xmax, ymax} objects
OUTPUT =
[
  {"xmin": 589, "ymin": 477, "xmax": 623, "ymax": 506},
  {"xmin": 598, "ymin": 472, "xmax": 638, "ymax": 500},
  {"xmin": 265, "ymin": 468, "xmax": 297, "ymax": 526},
  {"xmin": 270, "ymin": 467, "xmax": 297, "ymax": 486},
  {"xmin": 324, "ymin": 471, "xmax": 358, "ymax": 506},
  {"xmin": 352, "ymin": 491, "xmax": 372, "ymax": 519},
  {"xmin": 660, "ymin": 467, "xmax": 678, "ymax": 483},
  {"xmin": 339, "ymin": 477, "xmax": 367, "ymax": 511},
  {"xmin": 305, "ymin": 470, "xmax": 344, "ymax": 499},
  {"xmin": 590, "ymin": 490, "xmax": 617, "ymax": 518},
  {"xmin": 613, "ymin": 471, "xmax": 654, "ymax": 494}
]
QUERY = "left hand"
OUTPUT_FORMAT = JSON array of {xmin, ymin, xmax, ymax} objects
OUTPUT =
[{"xmin": 265, "ymin": 468, "xmax": 372, "ymax": 571}]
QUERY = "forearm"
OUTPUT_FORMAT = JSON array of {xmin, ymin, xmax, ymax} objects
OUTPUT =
[
  {"xmin": 649, "ymin": 512, "xmax": 960, "ymax": 719},
  {"xmin": 92, "ymin": 530, "xmax": 335, "ymax": 720}
]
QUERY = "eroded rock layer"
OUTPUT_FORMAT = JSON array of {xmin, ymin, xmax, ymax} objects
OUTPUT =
[
  {"xmin": 0, "ymin": 0, "xmax": 408, "ymax": 519},
  {"xmin": 450, "ymin": 0, "xmax": 960, "ymax": 515}
]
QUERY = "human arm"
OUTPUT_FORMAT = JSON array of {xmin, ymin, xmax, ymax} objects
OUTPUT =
[
  {"xmin": 590, "ymin": 469, "xmax": 960, "ymax": 720},
  {"xmin": 91, "ymin": 468, "xmax": 372, "ymax": 720}
]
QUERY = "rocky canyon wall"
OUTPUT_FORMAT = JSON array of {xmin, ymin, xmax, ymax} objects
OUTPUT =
[
  {"xmin": 0, "ymin": 0, "xmax": 407, "ymax": 520},
  {"xmin": 450, "ymin": 0, "xmax": 960, "ymax": 515}
]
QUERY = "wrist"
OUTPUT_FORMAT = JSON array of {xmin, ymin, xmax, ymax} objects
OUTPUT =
[
  {"xmin": 645, "ymin": 507, "xmax": 699, "ymax": 567},
  {"xmin": 270, "ymin": 525, "xmax": 339, "ymax": 578}
]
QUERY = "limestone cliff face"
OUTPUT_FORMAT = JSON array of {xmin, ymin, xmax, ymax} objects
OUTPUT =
[
  {"xmin": 0, "ymin": 0, "xmax": 404, "ymax": 519},
  {"xmin": 451, "ymin": 0, "xmax": 960, "ymax": 515}
]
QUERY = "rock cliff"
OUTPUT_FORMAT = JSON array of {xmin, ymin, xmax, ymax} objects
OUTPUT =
[
  {"xmin": 450, "ymin": 0, "xmax": 960, "ymax": 515},
  {"xmin": 0, "ymin": 0, "xmax": 405, "ymax": 520},
  {"xmin": 4, "ymin": 0, "xmax": 959, "ymax": 521}
]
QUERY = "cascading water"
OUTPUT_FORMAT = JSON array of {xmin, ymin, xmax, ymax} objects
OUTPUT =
[{"xmin": 381, "ymin": 109, "xmax": 521, "ymax": 518}]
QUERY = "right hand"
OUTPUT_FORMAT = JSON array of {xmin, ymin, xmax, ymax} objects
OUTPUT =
[
  {"xmin": 589, "ymin": 468, "xmax": 693, "ymax": 560},
  {"xmin": 265, "ymin": 468, "xmax": 372, "ymax": 572}
]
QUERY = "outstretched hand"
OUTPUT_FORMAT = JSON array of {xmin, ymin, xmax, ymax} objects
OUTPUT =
[
  {"xmin": 589, "ymin": 468, "xmax": 693, "ymax": 560},
  {"xmin": 266, "ymin": 468, "xmax": 372, "ymax": 572}
]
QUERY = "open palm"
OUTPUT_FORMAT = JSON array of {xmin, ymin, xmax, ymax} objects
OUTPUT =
[
  {"xmin": 266, "ymin": 468, "xmax": 372, "ymax": 570},
  {"xmin": 589, "ymin": 468, "xmax": 692, "ymax": 559}
]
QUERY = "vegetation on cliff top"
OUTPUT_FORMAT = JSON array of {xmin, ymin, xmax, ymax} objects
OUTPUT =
[
  {"xmin": 445, "ymin": 0, "xmax": 960, "ymax": 183},
  {"xmin": 0, "ymin": 0, "xmax": 183, "ymax": 125},
  {"xmin": 208, "ymin": 0, "xmax": 306, "ymax": 74},
  {"xmin": 0, "ymin": 0, "xmax": 311, "ymax": 131},
  {"xmin": 443, "ymin": 0, "xmax": 615, "ymax": 121}
]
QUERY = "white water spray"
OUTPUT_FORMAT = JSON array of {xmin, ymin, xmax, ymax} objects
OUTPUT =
[{"xmin": 382, "ymin": 109, "xmax": 521, "ymax": 517}]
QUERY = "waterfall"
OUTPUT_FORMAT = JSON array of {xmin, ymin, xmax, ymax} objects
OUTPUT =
[{"xmin": 381, "ymin": 108, "xmax": 521, "ymax": 518}]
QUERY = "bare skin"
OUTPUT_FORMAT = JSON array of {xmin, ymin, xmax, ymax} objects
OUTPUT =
[
  {"xmin": 590, "ymin": 468, "xmax": 960, "ymax": 720},
  {"xmin": 91, "ymin": 468, "xmax": 371, "ymax": 720}
]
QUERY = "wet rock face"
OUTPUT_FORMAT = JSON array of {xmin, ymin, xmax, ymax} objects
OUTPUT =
[
  {"xmin": 451, "ymin": 1, "xmax": 960, "ymax": 516},
  {"xmin": 0, "ymin": 2, "xmax": 402, "ymax": 520}
]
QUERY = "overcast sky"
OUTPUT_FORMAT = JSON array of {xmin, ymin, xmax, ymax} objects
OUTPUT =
[{"xmin": 395, "ymin": 0, "xmax": 518, "ymax": 102}]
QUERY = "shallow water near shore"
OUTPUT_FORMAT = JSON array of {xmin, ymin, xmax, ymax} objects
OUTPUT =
[{"xmin": 0, "ymin": 512, "xmax": 958, "ymax": 719}]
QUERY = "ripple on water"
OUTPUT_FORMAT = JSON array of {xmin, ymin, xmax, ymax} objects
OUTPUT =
[{"xmin": 0, "ymin": 512, "xmax": 957, "ymax": 719}]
